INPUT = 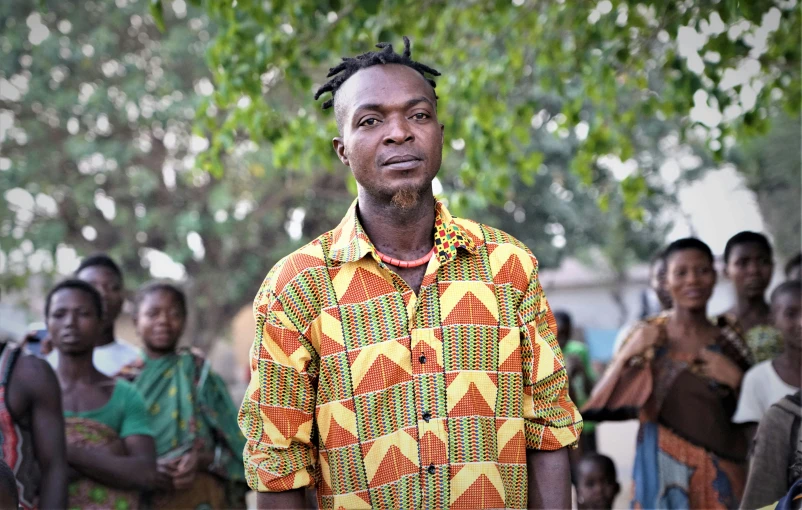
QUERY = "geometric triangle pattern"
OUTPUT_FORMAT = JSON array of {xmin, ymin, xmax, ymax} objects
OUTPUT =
[{"xmin": 239, "ymin": 199, "xmax": 583, "ymax": 509}]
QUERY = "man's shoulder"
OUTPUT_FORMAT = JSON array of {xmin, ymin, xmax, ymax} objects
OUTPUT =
[{"xmin": 257, "ymin": 233, "xmax": 333, "ymax": 299}]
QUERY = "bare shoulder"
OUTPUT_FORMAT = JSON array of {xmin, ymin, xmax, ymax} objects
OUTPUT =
[{"xmin": 11, "ymin": 354, "xmax": 60, "ymax": 396}]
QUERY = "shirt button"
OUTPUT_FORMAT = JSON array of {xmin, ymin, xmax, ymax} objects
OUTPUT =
[
  {"xmin": 419, "ymin": 355, "xmax": 427, "ymax": 364},
  {"xmin": 427, "ymin": 464, "xmax": 436, "ymax": 475},
  {"xmin": 422, "ymin": 411, "xmax": 431, "ymax": 422}
]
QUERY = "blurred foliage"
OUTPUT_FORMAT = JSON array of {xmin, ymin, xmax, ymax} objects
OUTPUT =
[
  {"xmin": 0, "ymin": 0, "xmax": 352, "ymax": 345},
  {"xmin": 729, "ymin": 114, "xmax": 801, "ymax": 262},
  {"xmin": 177, "ymin": 0, "xmax": 799, "ymax": 210},
  {"xmin": 1, "ymin": 0, "xmax": 798, "ymax": 346}
]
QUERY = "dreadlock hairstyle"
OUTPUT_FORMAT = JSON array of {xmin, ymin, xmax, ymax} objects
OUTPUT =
[{"xmin": 313, "ymin": 36, "xmax": 441, "ymax": 111}]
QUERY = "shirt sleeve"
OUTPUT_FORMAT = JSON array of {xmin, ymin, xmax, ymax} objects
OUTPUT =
[
  {"xmin": 119, "ymin": 381, "xmax": 155, "ymax": 438},
  {"xmin": 519, "ymin": 262, "xmax": 583, "ymax": 450},
  {"xmin": 732, "ymin": 364, "xmax": 762, "ymax": 424},
  {"xmin": 238, "ymin": 276, "xmax": 317, "ymax": 493}
]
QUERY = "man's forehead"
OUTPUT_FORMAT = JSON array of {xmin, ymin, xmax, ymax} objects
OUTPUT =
[{"xmin": 336, "ymin": 64, "xmax": 436, "ymax": 113}]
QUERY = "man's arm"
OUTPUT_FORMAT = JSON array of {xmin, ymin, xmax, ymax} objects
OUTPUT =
[
  {"xmin": 256, "ymin": 489, "xmax": 308, "ymax": 509},
  {"xmin": 15, "ymin": 356, "xmax": 69, "ymax": 509},
  {"xmin": 67, "ymin": 434, "xmax": 170, "ymax": 491},
  {"xmin": 518, "ymin": 260, "xmax": 582, "ymax": 509},
  {"xmin": 527, "ymin": 448, "xmax": 571, "ymax": 509},
  {"xmin": 239, "ymin": 281, "xmax": 317, "ymax": 497}
]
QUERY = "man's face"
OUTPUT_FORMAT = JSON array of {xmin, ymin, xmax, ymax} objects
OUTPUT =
[
  {"xmin": 332, "ymin": 64, "xmax": 444, "ymax": 209},
  {"xmin": 77, "ymin": 265, "xmax": 124, "ymax": 327}
]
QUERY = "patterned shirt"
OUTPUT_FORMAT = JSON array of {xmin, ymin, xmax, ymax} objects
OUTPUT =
[{"xmin": 239, "ymin": 199, "xmax": 582, "ymax": 509}]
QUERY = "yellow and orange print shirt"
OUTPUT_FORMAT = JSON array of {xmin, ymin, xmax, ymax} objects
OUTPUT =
[{"xmin": 239, "ymin": 199, "xmax": 582, "ymax": 509}]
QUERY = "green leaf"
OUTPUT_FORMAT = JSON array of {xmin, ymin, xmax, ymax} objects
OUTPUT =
[{"xmin": 150, "ymin": 0, "xmax": 166, "ymax": 32}]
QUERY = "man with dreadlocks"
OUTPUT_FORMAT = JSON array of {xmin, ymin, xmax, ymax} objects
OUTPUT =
[{"xmin": 239, "ymin": 37, "xmax": 582, "ymax": 509}]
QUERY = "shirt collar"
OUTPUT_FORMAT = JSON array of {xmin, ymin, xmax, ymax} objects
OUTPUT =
[{"xmin": 328, "ymin": 198, "xmax": 477, "ymax": 264}]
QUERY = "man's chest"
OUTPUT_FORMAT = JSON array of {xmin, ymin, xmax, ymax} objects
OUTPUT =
[
  {"xmin": 309, "ymin": 257, "xmax": 530, "ymax": 417},
  {"xmin": 304, "ymin": 260, "xmax": 536, "ymax": 509}
]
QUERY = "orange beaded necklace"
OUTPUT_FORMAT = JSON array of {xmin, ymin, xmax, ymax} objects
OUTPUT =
[{"xmin": 375, "ymin": 247, "xmax": 436, "ymax": 268}]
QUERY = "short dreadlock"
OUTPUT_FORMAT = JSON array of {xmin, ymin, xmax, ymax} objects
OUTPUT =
[{"xmin": 314, "ymin": 36, "xmax": 440, "ymax": 122}]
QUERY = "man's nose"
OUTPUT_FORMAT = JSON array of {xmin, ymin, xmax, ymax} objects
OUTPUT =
[{"xmin": 383, "ymin": 116, "xmax": 414, "ymax": 145}]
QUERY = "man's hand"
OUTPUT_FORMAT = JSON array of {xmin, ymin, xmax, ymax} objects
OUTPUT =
[{"xmin": 256, "ymin": 489, "xmax": 309, "ymax": 509}]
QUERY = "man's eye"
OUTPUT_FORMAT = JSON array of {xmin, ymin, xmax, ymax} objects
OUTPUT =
[
  {"xmin": 360, "ymin": 118, "xmax": 378, "ymax": 126},
  {"xmin": 413, "ymin": 113, "xmax": 429, "ymax": 120}
]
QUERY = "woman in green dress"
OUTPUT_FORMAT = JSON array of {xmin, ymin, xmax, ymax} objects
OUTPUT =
[
  {"xmin": 723, "ymin": 231, "xmax": 783, "ymax": 362},
  {"xmin": 121, "ymin": 281, "xmax": 247, "ymax": 509},
  {"xmin": 47, "ymin": 279, "xmax": 169, "ymax": 510}
]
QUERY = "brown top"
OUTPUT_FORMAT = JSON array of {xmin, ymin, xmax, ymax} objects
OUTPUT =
[
  {"xmin": 655, "ymin": 358, "xmax": 749, "ymax": 461},
  {"xmin": 644, "ymin": 315, "xmax": 753, "ymax": 461}
]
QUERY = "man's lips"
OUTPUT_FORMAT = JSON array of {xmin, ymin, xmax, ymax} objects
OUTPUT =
[{"xmin": 382, "ymin": 154, "xmax": 422, "ymax": 170}]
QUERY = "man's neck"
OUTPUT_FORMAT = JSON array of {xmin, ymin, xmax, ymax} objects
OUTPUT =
[{"xmin": 357, "ymin": 188, "xmax": 436, "ymax": 259}]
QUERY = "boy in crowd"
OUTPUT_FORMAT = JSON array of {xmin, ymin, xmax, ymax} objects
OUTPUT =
[
  {"xmin": 576, "ymin": 454, "xmax": 620, "ymax": 510},
  {"xmin": 734, "ymin": 280, "xmax": 801, "ymax": 425}
]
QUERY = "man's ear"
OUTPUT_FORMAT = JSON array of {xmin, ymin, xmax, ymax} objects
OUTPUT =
[{"xmin": 333, "ymin": 138, "xmax": 349, "ymax": 167}]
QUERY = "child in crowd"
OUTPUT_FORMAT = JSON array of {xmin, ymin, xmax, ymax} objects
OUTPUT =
[
  {"xmin": 121, "ymin": 281, "xmax": 247, "ymax": 509},
  {"xmin": 0, "ymin": 460, "xmax": 18, "ymax": 510},
  {"xmin": 576, "ymin": 454, "xmax": 620, "ymax": 510},
  {"xmin": 740, "ymin": 390, "xmax": 801, "ymax": 509},
  {"xmin": 734, "ymin": 280, "xmax": 801, "ymax": 425}
]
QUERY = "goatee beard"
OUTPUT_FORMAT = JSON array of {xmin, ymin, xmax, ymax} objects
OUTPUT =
[{"xmin": 390, "ymin": 187, "xmax": 421, "ymax": 210}]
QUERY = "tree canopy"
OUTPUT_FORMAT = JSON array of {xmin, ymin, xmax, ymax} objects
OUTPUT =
[
  {"xmin": 175, "ymin": 0, "xmax": 799, "ymax": 208},
  {"xmin": 1, "ymin": 0, "xmax": 798, "ymax": 346}
]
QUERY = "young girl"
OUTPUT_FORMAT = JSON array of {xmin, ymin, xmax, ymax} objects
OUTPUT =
[
  {"xmin": 122, "ymin": 281, "xmax": 247, "ymax": 509},
  {"xmin": 592, "ymin": 238, "xmax": 752, "ymax": 509}
]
